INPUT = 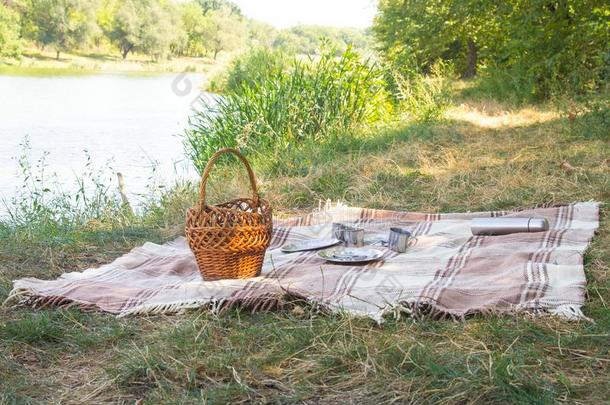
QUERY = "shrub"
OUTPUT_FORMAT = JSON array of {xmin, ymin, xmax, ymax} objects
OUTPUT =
[
  {"xmin": 184, "ymin": 46, "xmax": 393, "ymax": 171},
  {"xmin": 393, "ymin": 62, "xmax": 454, "ymax": 122},
  {"xmin": 461, "ymin": 65, "xmax": 539, "ymax": 106},
  {"xmin": 208, "ymin": 47, "xmax": 288, "ymax": 93}
]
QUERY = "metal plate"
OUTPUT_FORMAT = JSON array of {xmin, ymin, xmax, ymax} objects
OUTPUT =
[
  {"xmin": 317, "ymin": 247, "xmax": 384, "ymax": 263},
  {"xmin": 281, "ymin": 238, "xmax": 342, "ymax": 253}
]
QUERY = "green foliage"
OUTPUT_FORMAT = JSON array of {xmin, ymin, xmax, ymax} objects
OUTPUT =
[
  {"xmin": 273, "ymin": 25, "xmax": 374, "ymax": 55},
  {"xmin": 20, "ymin": 0, "xmax": 99, "ymax": 59},
  {"xmin": 177, "ymin": 1, "xmax": 207, "ymax": 57},
  {"xmin": 498, "ymin": 0, "xmax": 610, "ymax": 99},
  {"xmin": 394, "ymin": 62, "xmax": 455, "ymax": 122},
  {"xmin": 0, "ymin": 3, "xmax": 22, "ymax": 58},
  {"xmin": 196, "ymin": 0, "xmax": 241, "ymax": 16},
  {"xmin": 198, "ymin": 4, "xmax": 246, "ymax": 59},
  {"xmin": 374, "ymin": 0, "xmax": 499, "ymax": 78},
  {"xmin": 105, "ymin": 0, "xmax": 184, "ymax": 60},
  {"xmin": 184, "ymin": 46, "xmax": 393, "ymax": 171},
  {"xmin": 209, "ymin": 47, "xmax": 288, "ymax": 93},
  {"xmin": 4, "ymin": 0, "xmax": 372, "ymax": 62},
  {"xmin": 374, "ymin": 0, "xmax": 610, "ymax": 100},
  {"xmin": 461, "ymin": 66, "xmax": 540, "ymax": 105},
  {"xmin": 177, "ymin": 1, "xmax": 246, "ymax": 59}
]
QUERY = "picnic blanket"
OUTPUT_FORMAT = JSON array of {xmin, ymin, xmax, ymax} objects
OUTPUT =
[{"xmin": 5, "ymin": 202, "xmax": 600, "ymax": 321}]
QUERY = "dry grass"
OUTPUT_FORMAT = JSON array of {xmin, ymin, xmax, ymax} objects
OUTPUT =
[
  {"xmin": 446, "ymin": 102, "xmax": 558, "ymax": 128},
  {"xmin": 0, "ymin": 97, "xmax": 608, "ymax": 403},
  {"xmin": 246, "ymin": 103, "xmax": 608, "ymax": 214}
]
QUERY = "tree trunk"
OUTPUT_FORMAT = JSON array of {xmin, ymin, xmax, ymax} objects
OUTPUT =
[
  {"xmin": 56, "ymin": 50, "xmax": 60, "ymax": 60},
  {"xmin": 463, "ymin": 39, "xmax": 477, "ymax": 78},
  {"xmin": 213, "ymin": 48, "xmax": 220, "ymax": 59},
  {"xmin": 121, "ymin": 44, "xmax": 133, "ymax": 60}
]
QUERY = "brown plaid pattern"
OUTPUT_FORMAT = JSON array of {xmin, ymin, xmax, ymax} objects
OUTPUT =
[{"xmin": 6, "ymin": 202, "xmax": 599, "ymax": 321}]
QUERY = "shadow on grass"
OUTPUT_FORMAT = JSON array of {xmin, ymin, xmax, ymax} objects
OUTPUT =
[
  {"xmin": 20, "ymin": 50, "xmax": 67, "ymax": 62},
  {"xmin": 78, "ymin": 52, "xmax": 121, "ymax": 62}
]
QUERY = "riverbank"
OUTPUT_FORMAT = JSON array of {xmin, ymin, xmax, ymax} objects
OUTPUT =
[
  {"xmin": 0, "ymin": 48, "xmax": 233, "ymax": 76},
  {"xmin": 0, "ymin": 89, "xmax": 608, "ymax": 402}
]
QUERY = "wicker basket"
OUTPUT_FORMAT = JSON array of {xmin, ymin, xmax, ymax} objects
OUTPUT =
[{"xmin": 185, "ymin": 148, "xmax": 272, "ymax": 280}]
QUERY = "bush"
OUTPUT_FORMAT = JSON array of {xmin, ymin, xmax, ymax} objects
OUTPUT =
[
  {"xmin": 461, "ymin": 65, "xmax": 539, "ymax": 106},
  {"xmin": 208, "ymin": 48, "xmax": 288, "ymax": 93},
  {"xmin": 393, "ymin": 62, "xmax": 454, "ymax": 122},
  {"xmin": 184, "ymin": 46, "xmax": 393, "ymax": 171}
]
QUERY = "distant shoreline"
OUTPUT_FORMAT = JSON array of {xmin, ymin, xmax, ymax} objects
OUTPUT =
[{"xmin": 0, "ymin": 48, "xmax": 232, "ymax": 76}]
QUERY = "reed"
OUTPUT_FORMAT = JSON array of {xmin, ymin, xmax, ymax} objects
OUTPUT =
[{"xmin": 184, "ymin": 47, "xmax": 392, "ymax": 172}]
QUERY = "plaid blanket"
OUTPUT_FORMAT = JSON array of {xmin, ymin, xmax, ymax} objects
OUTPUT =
[{"xmin": 6, "ymin": 202, "xmax": 600, "ymax": 321}]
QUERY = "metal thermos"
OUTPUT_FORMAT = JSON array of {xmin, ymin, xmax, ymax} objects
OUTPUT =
[{"xmin": 471, "ymin": 217, "xmax": 549, "ymax": 235}]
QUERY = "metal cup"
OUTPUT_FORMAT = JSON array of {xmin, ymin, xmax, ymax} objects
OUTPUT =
[
  {"xmin": 332, "ymin": 222, "xmax": 346, "ymax": 241},
  {"xmin": 388, "ymin": 227, "xmax": 411, "ymax": 253},
  {"xmin": 343, "ymin": 226, "xmax": 364, "ymax": 247}
]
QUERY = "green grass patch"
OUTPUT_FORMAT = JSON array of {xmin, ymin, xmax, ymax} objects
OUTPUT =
[{"xmin": 0, "ymin": 93, "xmax": 608, "ymax": 402}]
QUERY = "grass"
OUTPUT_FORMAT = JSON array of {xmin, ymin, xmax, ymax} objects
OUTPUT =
[
  {"xmin": 0, "ymin": 48, "xmax": 233, "ymax": 76},
  {"xmin": 184, "ymin": 46, "xmax": 392, "ymax": 169},
  {"xmin": 0, "ymin": 88, "xmax": 608, "ymax": 403}
]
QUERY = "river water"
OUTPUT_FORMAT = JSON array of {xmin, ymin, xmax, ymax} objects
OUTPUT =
[{"xmin": 0, "ymin": 72, "xmax": 207, "ymax": 208}]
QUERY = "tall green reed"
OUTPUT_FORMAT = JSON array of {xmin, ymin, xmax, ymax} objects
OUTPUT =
[{"xmin": 184, "ymin": 46, "xmax": 393, "ymax": 172}]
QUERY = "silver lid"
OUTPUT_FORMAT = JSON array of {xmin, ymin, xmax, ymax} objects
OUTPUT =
[{"xmin": 528, "ymin": 218, "xmax": 549, "ymax": 232}]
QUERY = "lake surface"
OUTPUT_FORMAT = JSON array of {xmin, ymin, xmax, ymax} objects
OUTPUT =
[{"xmin": 0, "ymin": 72, "xmax": 207, "ymax": 208}]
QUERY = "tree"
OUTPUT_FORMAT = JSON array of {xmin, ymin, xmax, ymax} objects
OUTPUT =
[
  {"xmin": 179, "ymin": 1, "xmax": 207, "ymax": 56},
  {"xmin": 373, "ymin": 0, "xmax": 500, "ymax": 78},
  {"xmin": 21, "ymin": 0, "xmax": 99, "ymax": 59},
  {"xmin": 106, "ymin": 0, "xmax": 184, "ymax": 60},
  {"xmin": 272, "ymin": 25, "xmax": 373, "ymax": 56},
  {"xmin": 0, "ymin": 2, "xmax": 22, "ymax": 58},
  {"xmin": 497, "ymin": 0, "xmax": 610, "ymax": 97},
  {"xmin": 373, "ymin": 0, "xmax": 609, "ymax": 95},
  {"xmin": 247, "ymin": 19, "xmax": 276, "ymax": 49},
  {"xmin": 200, "ymin": 5, "xmax": 246, "ymax": 59},
  {"xmin": 196, "ymin": 0, "xmax": 240, "ymax": 16}
]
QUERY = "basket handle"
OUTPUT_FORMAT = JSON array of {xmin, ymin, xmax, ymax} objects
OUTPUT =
[{"xmin": 198, "ymin": 148, "xmax": 260, "ymax": 209}]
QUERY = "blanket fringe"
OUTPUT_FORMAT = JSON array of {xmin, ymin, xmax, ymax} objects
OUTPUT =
[
  {"xmin": 548, "ymin": 304, "xmax": 593, "ymax": 322},
  {"xmin": 3, "ymin": 287, "xmax": 99, "ymax": 312},
  {"xmin": 3, "ymin": 287, "xmax": 41, "ymax": 307},
  {"xmin": 117, "ymin": 293, "xmax": 287, "ymax": 318},
  {"xmin": 5, "ymin": 287, "xmax": 593, "ymax": 323},
  {"xmin": 382, "ymin": 300, "xmax": 593, "ymax": 323}
]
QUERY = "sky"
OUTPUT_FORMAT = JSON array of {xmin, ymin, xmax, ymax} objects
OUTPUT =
[{"xmin": 231, "ymin": 0, "xmax": 377, "ymax": 29}]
